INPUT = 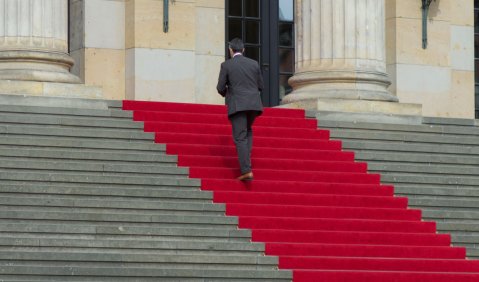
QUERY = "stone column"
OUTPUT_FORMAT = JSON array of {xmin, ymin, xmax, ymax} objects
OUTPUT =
[
  {"xmin": 283, "ymin": 0, "xmax": 399, "ymax": 107},
  {"xmin": 0, "ymin": 0, "xmax": 80, "ymax": 83}
]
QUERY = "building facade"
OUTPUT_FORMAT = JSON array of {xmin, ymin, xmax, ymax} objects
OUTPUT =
[{"xmin": 0, "ymin": 0, "xmax": 476, "ymax": 119}]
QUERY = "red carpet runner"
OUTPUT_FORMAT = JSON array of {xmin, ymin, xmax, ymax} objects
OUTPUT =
[{"xmin": 123, "ymin": 100, "xmax": 479, "ymax": 281}]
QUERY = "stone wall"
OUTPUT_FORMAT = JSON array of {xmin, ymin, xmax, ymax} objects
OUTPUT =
[
  {"xmin": 71, "ymin": 0, "xmax": 225, "ymax": 104},
  {"xmin": 70, "ymin": 0, "xmax": 125, "ymax": 100},
  {"xmin": 386, "ymin": 0, "xmax": 474, "ymax": 118}
]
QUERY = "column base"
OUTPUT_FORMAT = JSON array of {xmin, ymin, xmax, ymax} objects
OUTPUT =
[
  {"xmin": 0, "ymin": 80, "xmax": 103, "ymax": 99},
  {"xmin": 0, "ymin": 50, "xmax": 81, "ymax": 84},
  {"xmin": 279, "ymin": 98, "xmax": 423, "ymax": 124}
]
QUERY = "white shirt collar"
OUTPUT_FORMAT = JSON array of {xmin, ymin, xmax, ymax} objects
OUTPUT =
[{"xmin": 233, "ymin": 52, "xmax": 243, "ymax": 58}]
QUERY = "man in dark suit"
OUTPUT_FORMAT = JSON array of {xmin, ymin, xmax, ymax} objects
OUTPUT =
[{"xmin": 216, "ymin": 38, "xmax": 264, "ymax": 181}]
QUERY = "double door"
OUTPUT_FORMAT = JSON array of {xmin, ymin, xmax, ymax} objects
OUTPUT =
[{"xmin": 226, "ymin": 0, "xmax": 295, "ymax": 107}]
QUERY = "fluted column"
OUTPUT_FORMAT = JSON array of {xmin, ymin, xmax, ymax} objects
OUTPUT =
[
  {"xmin": 283, "ymin": 0, "xmax": 397, "ymax": 105},
  {"xmin": 0, "ymin": 0, "xmax": 80, "ymax": 83}
]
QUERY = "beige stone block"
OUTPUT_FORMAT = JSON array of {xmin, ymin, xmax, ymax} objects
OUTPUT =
[
  {"xmin": 450, "ymin": 0, "xmax": 473, "ymax": 26},
  {"xmin": 451, "ymin": 25, "xmax": 474, "ymax": 71},
  {"xmin": 0, "ymin": 80, "xmax": 44, "ymax": 96},
  {"xmin": 196, "ymin": 7, "xmax": 225, "ymax": 56},
  {"xmin": 84, "ymin": 48, "xmax": 125, "ymax": 100},
  {"xmin": 280, "ymin": 97, "xmax": 422, "ymax": 116},
  {"xmin": 393, "ymin": 0, "xmax": 449, "ymax": 21},
  {"xmin": 132, "ymin": 0, "xmax": 195, "ymax": 50},
  {"xmin": 134, "ymin": 79, "xmax": 196, "ymax": 103},
  {"xmin": 395, "ymin": 18, "xmax": 450, "ymax": 66},
  {"xmin": 43, "ymin": 82, "xmax": 103, "ymax": 99},
  {"xmin": 125, "ymin": 0, "xmax": 135, "ymax": 49},
  {"xmin": 393, "ymin": 64, "xmax": 473, "ymax": 118},
  {"xmin": 448, "ymin": 70, "xmax": 475, "ymax": 118},
  {"xmin": 196, "ymin": 0, "xmax": 224, "ymax": 9},
  {"xmin": 85, "ymin": 0, "xmax": 125, "ymax": 49},
  {"xmin": 195, "ymin": 55, "xmax": 225, "ymax": 105},
  {"xmin": 0, "ymin": 80, "xmax": 102, "ymax": 98}
]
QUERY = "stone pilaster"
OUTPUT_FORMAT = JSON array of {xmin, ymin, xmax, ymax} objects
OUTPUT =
[
  {"xmin": 0, "ymin": 0, "xmax": 80, "ymax": 83},
  {"xmin": 283, "ymin": 0, "xmax": 402, "ymax": 108}
]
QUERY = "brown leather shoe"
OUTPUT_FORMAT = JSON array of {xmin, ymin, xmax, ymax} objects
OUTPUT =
[{"xmin": 237, "ymin": 172, "xmax": 253, "ymax": 181}]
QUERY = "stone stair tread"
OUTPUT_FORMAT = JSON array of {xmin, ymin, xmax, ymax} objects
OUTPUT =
[
  {"xmin": 0, "ymin": 136, "xmax": 165, "ymax": 151},
  {"xmin": 329, "ymin": 130, "xmax": 479, "ymax": 146},
  {"xmin": 0, "ymin": 183, "xmax": 201, "ymax": 194},
  {"xmin": 368, "ymin": 162, "xmax": 479, "ymax": 175},
  {"xmin": 0, "ymin": 104, "xmax": 122, "ymax": 118},
  {"xmin": 0, "ymin": 250, "xmax": 278, "ymax": 265},
  {"xmin": 0, "ymin": 264, "xmax": 292, "ymax": 280},
  {"xmin": 0, "ymin": 184, "xmax": 209, "ymax": 199},
  {"xmin": 2, "ymin": 124, "xmax": 154, "ymax": 140},
  {"xmin": 0, "ymin": 158, "xmax": 187, "ymax": 174},
  {"xmin": 0, "ymin": 210, "xmax": 232, "ymax": 225},
  {"xmin": 318, "ymin": 119, "xmax": 479, "ymax": 136},
  {"xmin": 0, "ymin": 236, "xmax": 265, "ymax": 252},
  {"xmin": 342, "ymin": 141, "xmax": 479, "ymax": 157},
  {"xmin": 0, "ymin": 113, "xmax": 140, "ymax": 129},
  {"xmin": 394, "ymin": 186, "xmax": 479, "ymax": 197},
  {"xmin": 0, "ymin": 223, "xmax": 250, "ymax": 238},
  {"xmin": 0, "ymin": 196, "xmax": 223, "ymax": 211},
  {"xmin": 0, "ymin": 146, "xmax": 176, "ymax": 163},
  {"xmin": 380, "ymin": 173, "xmax": 479, "ymax": 186},
  {"xmin": 0, "ymin": 170, "xmax": 200, "ymax": 186}
]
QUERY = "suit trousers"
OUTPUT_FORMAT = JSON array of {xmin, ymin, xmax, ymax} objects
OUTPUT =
[{"xmin": 229, "ymin": 110, "xmax": 258, "ymax": 174}]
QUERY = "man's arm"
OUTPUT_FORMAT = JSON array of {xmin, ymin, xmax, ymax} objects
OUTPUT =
[
  {"xmin": 257, "ymin": 64, "xmax": 264, "ymax": 91},
  {"xmin": 216, "ymin": 63, "xmax": 228, "ymax": 97}
]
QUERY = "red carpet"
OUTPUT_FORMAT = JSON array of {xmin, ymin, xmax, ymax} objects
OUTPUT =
[{"xmin": 123, "ymin": 100, "xmax": 479, "ymax": 281}]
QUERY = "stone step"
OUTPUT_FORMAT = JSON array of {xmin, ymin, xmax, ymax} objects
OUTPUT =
[
  {"xmin": 0, "ymin": 170, "xmax": 200, "ymax": 187},
  {"xmin": 0, "ymin": 146, "xmax": 176, "ymax": 163},
  {"xmin": 344, "ymin": 141, "xmax": 479, "ymax": 160},
  {"xmin": 467, "ymin": 248, "xmax": 479, "ymax": 259},
  {"xmin": 0, "ymin": 104, "xmax": 129, "ymax": 119},
  {"xmin": 405, "ymin": 197, "xmax": 479, "ymax": 210},
  {"xmin": 317, "ymin": 119, "xmax": 479, "ymax": 137},
  {"xmin": 330, "ymin": 129, "xmax": 479, "ymax": 146},
  {"xmin": 436, "ymin": 222, "xmax": 479, "ymax": 233},
  {"xmin": 0, "ymin": 158, "xmax": 187, "ymax": 176},
  {"xmin": 0, "ymin": 183, "xmax": 206, "ymax": 199},
  {"xmin": 0, "ymin": 210, "xmax": 233, "ymax": 227},
  {"xmin": 0, "ymin": 265, "xmax": 291, "ymax": 281},
  {"xmin": 0, "ymin": 135, "xmax": 162, "ymax": 152},
  {"xmin": 0, "ymin": 195, "xmax": 223, "ymax": 214},
  {"xmin": 1, "ymin": 124, "xmax": 154, "ymax": 141},
  {"xmin": 422, "ymin": 116, "xmax": 477, "ymax": 127},
  {"xmin": 0, "ymin": 182, "xmax": 201, "ymax": 194},
  {"xmin": 0, "ymin": 95, "xmax": 121, "ymax": 112},
  {"xmin": 367, "ymin": 162, "xmax": 479, "ymax": 176},
  {"xmin": 451, "ymin": 234, "xmax": 479, "ymax": 245},
  {"xmin": 422, "ymin": 209, "xmax": 479, "ymax": 221},
  {"xmin": 0, "ymin": 250, "xmax": 279, "ymax": 270},
  {"xmin": 0, "ymin": 223, "xmax": 250, "ymax": 241},
  {"xmin": 0, "ymin": 235, "xmax": 265, "ymax": 255},
  {"xmin": 380, "ymin": 173, "xmax": 479, "ymax": 187},
  {"xmin": 0, "ymin": 112, "xmax": 139, "ymax": 130},
  {"xmin": 394, "ymin": 186, "xmax": 479, "ymax": 198}
]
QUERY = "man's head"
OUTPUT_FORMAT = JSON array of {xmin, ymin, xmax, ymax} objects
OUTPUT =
[{"xmin": 228, "ymin": 38, "xmax": 245, "ymax": 58}]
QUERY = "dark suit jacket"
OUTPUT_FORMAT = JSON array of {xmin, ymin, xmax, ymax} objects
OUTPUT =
[{"xmin": 216, "ymin": 55, "xmax": 264, "ymax": 117}]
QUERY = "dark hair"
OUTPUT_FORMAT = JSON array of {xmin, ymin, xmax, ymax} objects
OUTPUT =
[{"xmin": 228, "ymin": 38, "xmax": 244, "ymax": 53}]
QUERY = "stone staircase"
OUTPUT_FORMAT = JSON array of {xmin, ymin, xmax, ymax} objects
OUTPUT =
[
  {"xmin": 0, "ymin": 96, "xmax": 291, "ymax": 281},
  {"xmin": 311, "ymin": 115, "xmax": 479, "ymax": 260}
]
